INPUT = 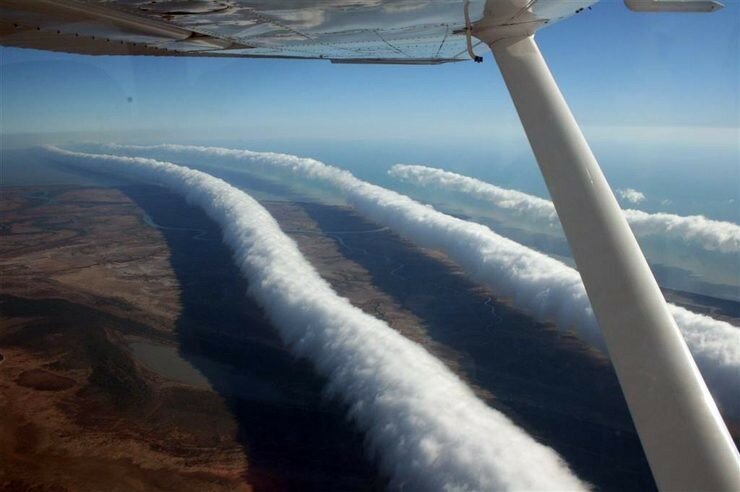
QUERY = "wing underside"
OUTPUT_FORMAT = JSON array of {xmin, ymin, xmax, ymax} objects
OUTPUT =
[{"xmin": 0, "ymin": 0, "xmax": 592, "ymax": 64}]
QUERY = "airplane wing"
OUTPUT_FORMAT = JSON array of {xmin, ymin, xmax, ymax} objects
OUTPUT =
[{"xmin": 0, "ymin": 0, "xmax": 595, "ymax": 64}]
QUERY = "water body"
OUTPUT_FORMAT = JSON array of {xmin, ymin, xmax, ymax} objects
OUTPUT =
[{"xmin": 129, "ymin": 340, "xmax": 286, "ymax": 403}]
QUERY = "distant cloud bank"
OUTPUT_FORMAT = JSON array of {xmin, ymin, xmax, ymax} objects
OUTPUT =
[
  {"xmin": 389, "ymin": 164, "xmax": 740, "ymax": 254},
  {"xmin": 94, "ymin": 143, "xmax": 740, "ymax": 417},
  {"xmin": 617, "ymin": 188, "xmax": 646, "ymax": 204},
  {"xmin": 44, "ymin": 145, "xmax": 587, "ymax": 491}
]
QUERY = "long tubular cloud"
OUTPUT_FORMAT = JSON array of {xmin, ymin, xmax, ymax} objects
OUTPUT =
[
  {"xmin": 388, "ymin": 164, "xmax": 740, "ymax": 254},
  {"xmin": 44, "ymin": 146, "xmax": 587, "ymax": 491},
  {"xmin": 95, "ymin": 144, "xmax": 740, "ymax": 415}
]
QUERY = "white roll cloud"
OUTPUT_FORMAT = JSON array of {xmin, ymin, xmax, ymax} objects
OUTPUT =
[
  {"xmin": 93, "ymin": 144, "xmax": 740, "ymax": 415},
  {"xmin": 389, "ymin": 164, "xmax": 740, "ymax": 254},
  {"xmin": 44, "ymin": 146, "xmax": 587, "ymax": 491}
]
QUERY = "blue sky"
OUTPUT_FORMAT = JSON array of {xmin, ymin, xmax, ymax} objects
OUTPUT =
[
  {"xmin": 1, "ymin": 2, "xmax": 737, "ymax": 137},
  {"xmin": 1, "ymin": 1, "xmax": 738, "ymax": 219}
]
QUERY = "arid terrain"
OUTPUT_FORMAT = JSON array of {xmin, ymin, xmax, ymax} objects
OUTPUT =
[{"xmin": 0, "ymin": 186, "xmax": 252, "ymax": 491}]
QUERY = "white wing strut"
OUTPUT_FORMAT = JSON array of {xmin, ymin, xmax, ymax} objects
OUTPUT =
[{"xmin": 485, "ymin": 35, "xmax": 740, "ymax": 491}]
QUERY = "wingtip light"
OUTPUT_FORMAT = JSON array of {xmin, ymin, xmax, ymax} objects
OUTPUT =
[{"xmin": 625, "ymin": 0, "xmax": 724, "ymax": 12}]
